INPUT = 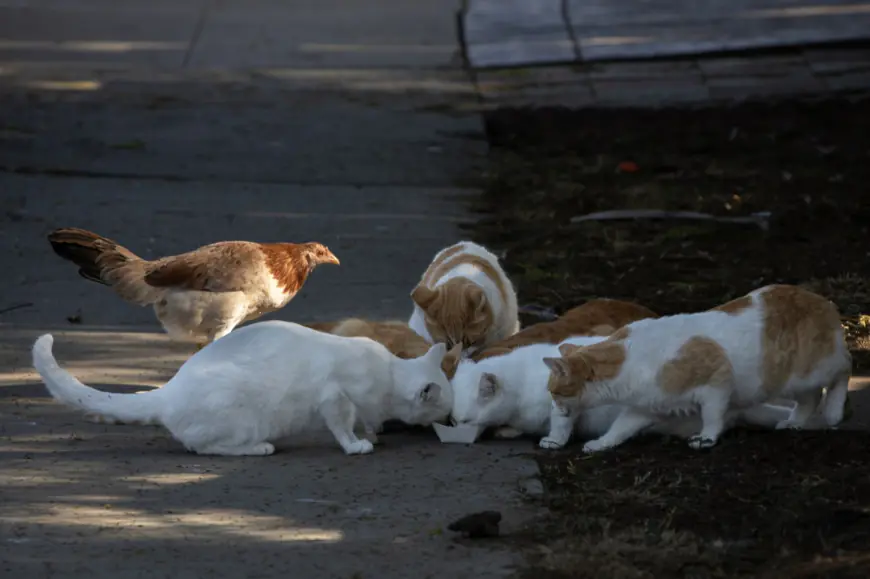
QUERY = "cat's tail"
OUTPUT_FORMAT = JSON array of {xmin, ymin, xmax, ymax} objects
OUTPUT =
[{"xmin": 32, "ymin": 334, "xmax": 166, "ymax": 425}]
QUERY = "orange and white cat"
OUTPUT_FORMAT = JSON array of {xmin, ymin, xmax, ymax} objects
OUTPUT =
[
  {"xmin": 541, "ymin": 285, "xmax": 852, "ymax": 452},
  {"xmin": 307, "ymin": 318, "xmax": 462, "ymax": 378},
  {"xmin": 408, "ymin": 241, "xmax": 519, "ymax": 355},
  {"xmin": 471, "ymin": 298, "xmax": 658, "ymax": 362}
]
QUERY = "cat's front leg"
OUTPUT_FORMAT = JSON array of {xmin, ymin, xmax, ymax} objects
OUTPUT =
[
  {"xmin": 539, "ymin": 402, "xmax": 574, "ymax": 450},
  {"xmin": 688, "ymin": 387, "xmax": 731, "ymax": 450},
  {"xmin": 582, "ymin": 407, "xmax": 654, "ymax": 453},
  {"xmin": 361, "ymin": 421, "xmax": 382, "ymax": 445},
  {"xmin": 320, "ymin": 393, "xmax": 374, "ymax": 456}
]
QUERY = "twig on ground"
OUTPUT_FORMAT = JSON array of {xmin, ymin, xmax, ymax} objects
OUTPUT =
[
  {"xmin": 519, "ymin": 304, "xmax": 559, "ymax": 321},
  {"xmin": 570, "ymin": 209, "xmax": 771, "ymax": 231}
]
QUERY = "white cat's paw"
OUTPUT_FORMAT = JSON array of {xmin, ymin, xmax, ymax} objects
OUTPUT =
[
  {"xmin": 344, "ymin": 439, "xmax": 375, "ymax": 455},
  {"xmin": 581, "ymin": 439, "xmax": 612, "ymax": 453},
  {"xmin": 494, "ymin": 426, "xmax": 523, "ymax": 439},
  {"xmin": 775, "ymin": 419, "xmax": 805, "ymax": 431},
  {"xmin": 688, "ymin": 435, "xmax": 717, "ymax": 450},
  {"xmin": 253, "ymin": 442, "xmax": 276, "ymax": 456},
  {"xmin": 538, "ymin": 437, "xmax": 565, "ymax": 450}
]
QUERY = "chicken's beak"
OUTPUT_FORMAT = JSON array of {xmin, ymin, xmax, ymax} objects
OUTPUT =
[{"xmin": 325, "ymin": 252, "xmax": 340, "ymax": 265}]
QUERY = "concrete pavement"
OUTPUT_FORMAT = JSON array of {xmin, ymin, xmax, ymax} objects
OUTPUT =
[
  {"xmin": 461, "ymin": 0, "xmax": 870, "ymax": 68},
  {"xmin": 0, "ymin": 2, "xmax": 541, "ymax": 578}
]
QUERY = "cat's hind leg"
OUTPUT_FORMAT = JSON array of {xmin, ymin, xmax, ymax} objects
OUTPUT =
[
  {"xmin": 688, "ymin": 386, "xmax": 731, "ymax": 450},
  {"xmin": 775, "ymin": 389, "xmax": 823, "ymax": 430},
  {"xmin": 735, "ymin": 403, "xmax": 793, "ymax": 429},
  {"xmin": 358, "ymin": 421, "xmax": 381, "ymax": 444},
  {"xmin": 320, "ymin": 392, "xmax": 374, "ymax": 455},
  {"xmin": 581, "ymin": 407, "xmax": 654, "ymax": 453},
  {"xmin": 194, "ymin": 442, "xmax": 276, "ymax": 456}
]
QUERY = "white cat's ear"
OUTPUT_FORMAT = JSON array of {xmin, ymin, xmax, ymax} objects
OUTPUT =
[
  {"xmin": 478, "ymin": 372, "xmax": 499, "ymax": 398},
  {"xmin": 419, "ymin": 382, "xmax": 442, "ymax": 402},
  {"xmin": 543, "ymin": 357, "xmax": 570, "ymax": 379},
  {"xmin": 558, "ymin": 343, "xmax": 580, "ymax": 357},
  {"xmin": 425, "ymin": 342, "xmax": 448, "ymax": 363}
]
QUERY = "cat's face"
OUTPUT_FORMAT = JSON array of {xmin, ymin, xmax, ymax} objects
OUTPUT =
[
  {"xmin": 411, "ymin": 279, "xmax": 493, "ymax": 354},
  {"xmin": 543, "ymin": 343, "xmax": 597, "ymax": 409},
  {"xmin": 394, "ymin": 343, "xmax": 456, "ymax": 426},
  {"xmin": 449, "ymin": 362, "xmax": 511, "ymax": 427}
]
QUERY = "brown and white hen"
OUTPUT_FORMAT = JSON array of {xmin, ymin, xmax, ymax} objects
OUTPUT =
[{"xmin": 48, "ymin": 227, "xmax": 340, "ymax": 348}]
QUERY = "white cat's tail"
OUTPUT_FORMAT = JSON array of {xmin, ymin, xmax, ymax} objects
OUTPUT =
[{"xmin": 32, "ymin": 334, "xmax": 165, "ymax": 425}]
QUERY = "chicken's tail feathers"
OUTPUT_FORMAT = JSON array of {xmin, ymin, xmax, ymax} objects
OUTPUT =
[
  {"xmin": 48, "ymin": 227, "xmax": 142, "ymax": 285},
  {"xmin": 47, "ymin": 228, "xmax": 160, "ymax": 305},
  {"xmin": 32, "ymin": 334, "xmax": 166, "ymax": 425}
]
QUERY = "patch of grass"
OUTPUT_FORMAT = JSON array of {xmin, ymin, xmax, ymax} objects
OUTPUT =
[
  {"xmin": 467, "ymin": 98, "xmax": 870, "ymax": 578},
  {"xmin": 527, "ymin": 431, "xmax": 870, "ymax": 578},
  {"xmin": 467, "ymin": 99, "xmax": 870, "ymax": 369}
]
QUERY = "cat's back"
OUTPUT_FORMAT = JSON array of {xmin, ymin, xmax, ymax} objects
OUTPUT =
[
  {"xmin": 625, "ymin": 285, "xmax": 844, "ymax": 385},
  {"xmin": 611, "ymin": 307, "xmax": 748, "ymax": 369},
  {"xmin": 422, "ymin": 241, "xmax": 508, "ymax": 289},
  {"xmin": 195, "ymin": 319, "xmax": 383, "ymax": 365},
  {"xmin": 559, "ymin": 299, "xmax": 659, "ymax": 335},
  {"xmin": 487, "ymin": 341, "xmax": 563, "ymax": 385},
  {"xmin": 334, "ymin": 318, "xmax": 430, "ymax": 359}
]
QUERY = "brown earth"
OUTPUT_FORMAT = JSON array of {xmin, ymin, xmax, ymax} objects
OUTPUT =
[{"xmin": 467, "ymin": 97, "xmax": 870, "ymax": 578}]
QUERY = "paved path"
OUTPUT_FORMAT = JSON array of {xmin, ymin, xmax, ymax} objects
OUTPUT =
[
  {"xmin": 0, "ymin": 2, "xmax": 542, "ymax": 578},
  {"xmin": 461, "ymin": 0, "xmax": 870, "ymax": 68},
  {"xmin": 470, "ymin": 44, "xmax": 870, "ymax": 108}
]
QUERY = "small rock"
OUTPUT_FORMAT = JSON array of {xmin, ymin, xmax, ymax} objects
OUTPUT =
[{"xmin": 447, "ymin": 510, "xmax": 502, "ymax": 539}]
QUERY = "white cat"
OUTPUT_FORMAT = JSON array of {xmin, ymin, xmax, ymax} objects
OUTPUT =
[
  {"xmin": 542, "ymin": 284, "xmax": 852, "ymax": 453},
  {"xmin": 450, "ymin": 336, "xmax": 795, "ymax": 444},
  {"xmin": 408, "ymin": 241, "xmax": 519, "ymax": 355},
  {"xmin": 32, "ymin": 320, "xmax": 454, "ymax": 457},
  {"xmin": 451, "ymin": 336, "xmax": 609, "ymax": 439}
]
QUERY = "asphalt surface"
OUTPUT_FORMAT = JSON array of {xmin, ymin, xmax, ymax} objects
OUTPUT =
[{"xmin": 0, "ymin": 2, "xmax": 543, "ymax": 578}]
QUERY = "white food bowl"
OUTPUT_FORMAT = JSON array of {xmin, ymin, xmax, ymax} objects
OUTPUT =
[{"xmin": 433, "ymin": 422, "xmax": 484, "ymax": 444}]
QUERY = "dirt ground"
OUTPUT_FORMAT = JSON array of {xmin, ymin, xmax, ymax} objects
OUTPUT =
[{"xmin": 469, "ymin": 97, "xmax": 870, "ymax": 578}]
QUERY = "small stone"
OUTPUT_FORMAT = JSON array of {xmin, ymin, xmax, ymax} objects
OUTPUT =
[{"xmin": 447, "ymin": 510, "xmax": 502, "ymax": 539}]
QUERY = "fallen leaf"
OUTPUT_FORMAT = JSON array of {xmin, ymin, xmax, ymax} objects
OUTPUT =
[{"xmin": 617, "ymin": 161, "xmax": 639, "ymax": 173}]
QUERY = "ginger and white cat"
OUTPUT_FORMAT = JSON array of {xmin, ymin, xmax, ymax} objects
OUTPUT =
[
  {"xmin": 409, "ymin": 241, "xmax": 519, "ymax": 355},
  {"xmin": 472, "ymin": 298, "xmax": 658, "ymax": 362},
  {"xmin": 542, "ymin": 285, "xmax": 852, "ymax": 453},
  {"xmin": 307, "ymin": 318, "xmax": 462, "ymax": 378},
  {"xmin": 32, "ymin": 320, "xmax": 454, "ymax": 456},
  {"xmin": 450, "ymin": 337, "xmax": 793, "ymax": 442}
]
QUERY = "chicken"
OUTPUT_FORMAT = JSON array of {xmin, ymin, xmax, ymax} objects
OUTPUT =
[{"xmin": 47, "ymin": 227, "xmax": 340, "ymax": 348}]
